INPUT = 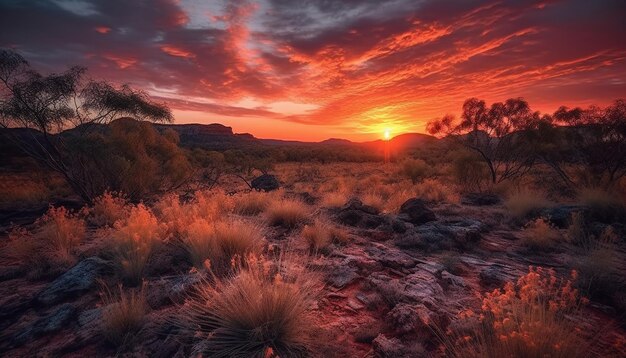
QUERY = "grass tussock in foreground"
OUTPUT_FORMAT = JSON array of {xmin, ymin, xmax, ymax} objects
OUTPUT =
[
  {"xmin": 301, "ymin": 219, "xmax": 349, "ymax": 254},
  {"xmin": 440, "ymin": 267, "xmax": 589, "ymax": 358},
  {"xmin": 110, "ymin": 204, "xmax": 164, "ymax": 285},
  {"xmin": 100, "ymin": 283, "xmax": 147, "ymax": 347},
  {"xmin": 265, "ymin": 198, "xmax": 310, "ymax": 228},
  {"xmin": 183, "ymin": 218, "xmax": 264, "ymax": 271},
  {"xmin": 177, "ymin": 255, "xmax": 318, "ymax": 358}
]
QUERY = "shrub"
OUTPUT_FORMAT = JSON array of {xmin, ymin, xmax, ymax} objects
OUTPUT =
[
  {"xmin": 574, "ymin": 226, "xmax": 622, "ymax": 301},
  {"xmin": 440, "ymin": 267, "xmax": 588, "ymax": 358},
  {"xmin": 566, "ymin": 211, "xmax": 589, "ymax": 247},
  {"xmin": 233, "ymin": 191, "xmax": 272, "ymax": 215},
  {"xmin": 90, "ymin": 191, "xmax": 130, "ymax": 227},
  {"xmin": 320, "ymin": 191, "xmax": 348, "ymax": 208},
  {"xmin": 578, "ymin": 188, "xmax": 626, "ymax": 223},
  {"xmin": 111, "ymin": 204, "xmax": 163, "ymax": 285},
  {"xmin": 504, "ymin": 191, "xmax": 551, "ymax": 219},
  {"xmin": 194, "ymin": 189, "xmax": 234, "ymax": 220},
  {"xmin": 451, "ymin": 151, "xmax": 490, "ymax": 193},
  {"xmin": 520, "ymin": 218, "xmax": 561, "ymax": 251},
  {"xmin": 0, "ymin": 226, "xmax": 44, "ymax": 270},
  {"xmin": 101, "ymin": 284, "xmax": 147, "ymax": 347},
  {"xmin": 301, "ymin": 220, "xmax": 349, "ymax": 254},
  {"xmin": 414, "ymin": 179, "xmax": 458, "ymax": 203},
  {"xmin": 38, "ymin": 206, "xmax": 86, "ymax": 261},
  {"xmin": 177, "ymin": 256, "xmax": 318, "ymax": 357},
  {"xmin": 153, "ymin": 193, "xmax": 193, "ymax": 239},
  {"xmin": 183, "ymin": 218, "xmax": 264, "ymax": 272},
  {"xmin": 400, "ymin": 158, "xmax": 430, "ymax": 184},
  {"xmin": 265, "ymin": 198, "xmax": 309, "ymax": 228}
]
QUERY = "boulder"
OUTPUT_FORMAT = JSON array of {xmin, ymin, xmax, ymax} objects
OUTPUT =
[
  {"xmin": 13, "ymin": 303, "xmax": 76, "ymax": 346},
  {"xmin": 251, "ymin": 174, "xmax": 280, "ymax": 192},
  {"xmin": 539, "ymin": 205, "xmax": 585, "ymax": 228},
  {"xmin": 37, "ymin": 257, "xmax": 109, "ymax": 305},
  {"xmin": 399, "ymin": 198, "xmax": 436, "ymax": 225},
  {"xmin": 395, "ymin": 219, "xmax": 483, "ymax": 252},
  {"xmin": 336, "ymin": 199, "xmax": 386, "ymax": 229},
  {"xmin": 479, "ymin": 265, "xmax": 509, "ymax": 288},
  {"xmin": 461, "ymin": 193, "xmax": 502, "ymax": 206},
  {"xmin": 372, "ymin": 334, "xmax": 424, "ymax": 357}
]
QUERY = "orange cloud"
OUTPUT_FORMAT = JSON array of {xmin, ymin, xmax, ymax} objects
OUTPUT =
[
  {"xmin": 160, "ymin": 45, "xmax": 195, "ymax": 58},
  {"xmin": 95, "ymin": 26, "xmax": 111, "ymax": 34}
]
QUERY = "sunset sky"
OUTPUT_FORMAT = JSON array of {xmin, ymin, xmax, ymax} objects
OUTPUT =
[{"xmin": 1, "ymin": 0, "xmax": 625, "ymax": 141}]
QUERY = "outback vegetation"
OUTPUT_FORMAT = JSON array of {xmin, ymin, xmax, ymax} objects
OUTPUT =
[{"xmin": 1, "ymin": 39, "xmax": 625, "ymax": 358}]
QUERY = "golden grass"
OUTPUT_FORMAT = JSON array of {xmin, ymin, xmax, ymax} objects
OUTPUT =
[
  {"xmin": 111, "ymin": 204, "xmax": 164, "ymax": 285},
  {"xmin": 101, "ymin": 283, "xmax": 147, "ymax": 347},
  {"xmin": 0, "ymin": 226, "xmax": 43, "ymax": 269},
  {"xmin": 265, "ymin": 198, "xmax": 310, "ymax": 228},
  {"xmin": 320, "ymin": 191, "xmax": 348, "ymax": 208},
  {"xmin": 301, "ymin": 220, "xmax": 349, "ymax": 254},
  {"xmin": 89, "ymin": 191, "xmax": 130, "ymax": 227},
  {"xmin": 176, "ymin": 255, "xmax": 318, "ymax": 357},
  {"xmin": 521, "ymin": 218, "xmax": 561, "ymax": 251},
  {"xmin": 38, "ymin": 206, "xmax": 86, "ymax": 262},
  {"xmin": 233, "ymin": 190, "xmax": 273, "ymax": 215}
]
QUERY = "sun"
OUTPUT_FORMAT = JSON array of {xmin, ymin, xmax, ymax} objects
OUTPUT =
[{"xmin": 383, "ymin": 129, "xmax": 391, "ymax": 140}]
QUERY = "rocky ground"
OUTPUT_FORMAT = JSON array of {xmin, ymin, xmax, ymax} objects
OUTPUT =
[{"xmin": 0, "ymin": 189, "xmax": 625, "ymax": 357}]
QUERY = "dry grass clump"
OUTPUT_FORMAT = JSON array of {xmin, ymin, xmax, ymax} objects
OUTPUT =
[
  {"xmin": 0, "ymin": 226, "xmax": 45, "ymax": 272},
  {"xmin": 38, "ymin": 206, "xmax": 86, "ymax": 262},
  {"xmin": 194, "ymin": 189, "xmax": 234, "ymax": 219},
  {"xmin": 504, "ymin": 190, "xmax": 551, "ymax": 219},
  {"xmin": 400, "ymin": 158, "xmax": 430, "ymax": 184},
  {"xmin": 101, "ymin": 284, "xmax": 147, "ymax": 347},
  {"xmin": 265, "ymin": 198, "xmax": 310, "ymax": 228},
  {"xmin": 183, "ymin": 218, "xmax": 264, "ymax": 271},
  {"xmin": 414, "ymin": 178, "xmax": 458, "ymax": 203},
  {"xmin": 111, "ymin": 204, "xmax": 164, "ymax": 285},
  {"xmin": 233, "ymin": 190, "xmax": 273, "ymax": 215},
  {"xmin": 574, "ymin": 227, "xmax": 622, "ymax": 300},
  {"xmin": 301, "ymin": 220, "xmax": 350, "ymax": 254},
  {"xmin": 320, "ymin": 191, "xmax": 348, "ymax": 208},
  {"xmin": 578, "ymin": 188, "xmax": 626, "ymax": 223},
  {"xmin": 520, "ymin": 218, "xmax": 561, "ymax": 251},
  {"xmin": 440, "ymin": 267, "xmax": 589, "ymax": 358},
  {"xmin": 89, "ymin": 191, "xmax": 130, "ymax": 227},
  {"xmin": 177, "ymin": 255, "xmax": 318, "ymax": 357}
]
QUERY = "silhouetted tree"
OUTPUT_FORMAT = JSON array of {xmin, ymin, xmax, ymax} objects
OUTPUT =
[
  {"xmin": 427, "ymin": 98, "xmax": 539, "ymax": 184},
  {"xmin": 0, "ymin": 49, "xmax": 173, "ymax": 202},
  {"xmin": 546, "ymin": 99, "xmax": 626, "ymax": 188}
]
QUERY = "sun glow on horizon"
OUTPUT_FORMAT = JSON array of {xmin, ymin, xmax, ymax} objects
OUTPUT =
[{"xmin": 383, "ymin": 129, "xmax": 391, "ymax": 140}]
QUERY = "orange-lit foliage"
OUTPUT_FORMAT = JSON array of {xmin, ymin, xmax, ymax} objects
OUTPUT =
[
  {"xmin": 0, "ymin": 226, "xmax": 42, "ymax": 268},
  {"xmin": 89, "ymin": 191, "xmax": 130, "ymax": 227},
  {"xmin": 100, "ymin": 283, "xmax": 147, "ymax": 347},
  {"xmin": 111, "ymin": 204, "xmax": 164, "ymax": 285},
  {"xmin": 183, "ymin": 218, "xmax": 264, "ymax": 272},
  {"xmin": 38, "ymin": 206, "xmax": 86, "ymax": 261},
  {"xmin": 443, "ymin": 267, "xmax": 589, "ymax": 358},
  {"xmin": 521, "ymin": 218, "xmax": 561, "ymax": 251},
  {"xmin": 265, "ymin": 198, "xmax": 309, "ymax": 228},
  {"xmin": 176, "ymin": 254, "xmax": 318, "ymax": 357}
]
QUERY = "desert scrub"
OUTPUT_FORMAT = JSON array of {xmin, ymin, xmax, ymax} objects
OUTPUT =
[
  {"xmin": 265, "ymin": 198, "xmax": 310, "ymax": 228},
  {"xmin": 194, "ymin": 189, "xmax": 234, "ymax": 219},
  {"xmin": 38, "ymin": 206, "xmax": 86, "ymax": 262},
  {"xmin": 101, "ymin": 283, "xmax": 147, "ymax": 347},
  {"xmin": 578, "ymin": 188, "xmax": 626, "ymax": 223},
  {"xmin": 574, "ymin": 226, "xmax": 622, "ymax": 301},
  {"xmin": 233, "ymin": 190, "xmax": 273, "ymax": 215},
  {"xmin": 400, "ymin": 158, "xmax": 430, "ymax": 184},
  {"xmin": 0, "ymin": 226, "xmax": 47, "ymax": 276},
  {"xmin": 111, "ymin": 204, "xmax": 164, "ymax": 285},
  {"xmin": 176, "ymin": 255, "xmax": 319, "ymax": 357},
  {"xmin": 89, "ymin": 191, "xmax": 130, "ymax": 227},
  {"xmin": 440, "ymin": 267, "xmax": 589, "ymax": 358},
  {"xmin": 504, "ymin": 190, "xmax": 551, "ymax": 219},
  {"xmin": 301, "ymin": 220, "xmax": 349, "ymax": 254},
  {"xmin": 320, "ymin": 191, "xmax": 348, "ymax": 208},
  {"xmin": 520, "ymin": 218, "xmax": 561, "ymax": 251}
]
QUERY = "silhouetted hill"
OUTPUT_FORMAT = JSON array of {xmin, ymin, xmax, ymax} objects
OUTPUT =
[{"xmin": 154, "ymin": 123, "xmax": 258, "ymax": 150}]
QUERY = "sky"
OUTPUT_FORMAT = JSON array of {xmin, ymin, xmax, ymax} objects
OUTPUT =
[{"xmin": 1, "ymin": 0, "xmax": 625, "ymax": 141}]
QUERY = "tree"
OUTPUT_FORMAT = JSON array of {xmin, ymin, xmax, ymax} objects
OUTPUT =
[
  {"xmin": 547, "ymin": 99, "xmax": 626, "ymax": 188},
  {"xmin": 427, "ymin": 97, "xmax": 539, "ymax": 184},
  {"xmin": 0, "ymin": 49, "xmax": 173, "ymax": 202}
]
